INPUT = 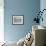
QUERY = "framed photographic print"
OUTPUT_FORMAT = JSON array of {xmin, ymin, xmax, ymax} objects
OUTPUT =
[{"xmin": 12, "ymin": 15, "xmax": 24, "ymax": 25}]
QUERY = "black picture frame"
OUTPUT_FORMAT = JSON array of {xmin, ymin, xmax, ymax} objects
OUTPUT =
[{"xmin": 12, "ymin": 15, "xmax": 24, "ymax": 25}]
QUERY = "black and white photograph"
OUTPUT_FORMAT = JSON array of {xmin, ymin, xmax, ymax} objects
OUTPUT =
[{"xmin": 12, "ymin": 15, "xmax": 24, "ymax": 25}]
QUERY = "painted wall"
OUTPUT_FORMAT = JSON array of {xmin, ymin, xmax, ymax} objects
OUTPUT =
[
  {"xmin": 0, "ymin": 0, "xmax": 4, "ymax": 42},
  {"xmin": 4, "ymin": 0, "xmax": 40, "ymax": 42},
  {"xmin": 40, "ymin": 0, "xmax": 46, "ymax": 27}
]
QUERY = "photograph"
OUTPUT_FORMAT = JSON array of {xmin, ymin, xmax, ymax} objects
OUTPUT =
[{"xmin": 12, "ymin": 15, "xmax": 24, "ymax": 25}]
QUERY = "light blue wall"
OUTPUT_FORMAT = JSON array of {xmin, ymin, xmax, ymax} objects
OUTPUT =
[
  {"xmin": 4, "ymin": 0, "xmax": 40, "ymax": 42},
  {"xmin": 40, "ymin": 0, "xmax": 46, "ymax": 27}
]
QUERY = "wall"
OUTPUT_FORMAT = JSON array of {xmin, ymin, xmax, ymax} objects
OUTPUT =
[
  {"xmin": 4, "ymin": 0, "xmax": 40, "ymax": 42},
  {"xmin": 40, "ymin": 0, "xmax": 46, "ymax": 27},
  {"xmin": 0, "ymin": 0, "xmax": 4, "ymax": 42}
]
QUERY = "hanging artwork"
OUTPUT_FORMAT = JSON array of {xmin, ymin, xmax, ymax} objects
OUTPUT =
[{"xmin": 12, "ymin": 15, "xmax": 24, "ymax": 25}]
